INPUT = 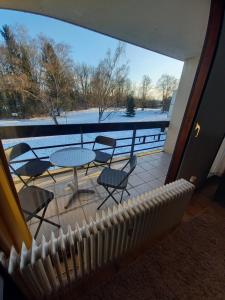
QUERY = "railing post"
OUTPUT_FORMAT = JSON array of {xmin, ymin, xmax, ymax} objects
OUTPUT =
[
  {"xmin": 80, "ymin": 127, "xmax": 83, "ymax": 148},
  {"xmin": 130, "ymin": 129, "xmax": 136, "ymax": 157}
]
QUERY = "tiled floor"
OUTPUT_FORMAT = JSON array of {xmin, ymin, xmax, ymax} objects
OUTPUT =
[{"xmin": 15, "ymin": 151, "xmax": 171, "ymax": 242}]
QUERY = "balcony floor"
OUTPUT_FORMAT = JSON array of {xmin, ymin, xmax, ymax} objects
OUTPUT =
[{"xmin": 15, "ymin": 151, "xmax": 171, "ymax": 242}]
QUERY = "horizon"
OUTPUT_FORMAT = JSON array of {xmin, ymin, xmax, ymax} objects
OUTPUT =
[{"xmin": 0, "ymin": 9, "xmax": 184, "ymax": 91}]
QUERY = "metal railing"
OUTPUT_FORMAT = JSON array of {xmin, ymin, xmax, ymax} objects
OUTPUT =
[{"xmin": 0, "ymin": 120, "xmax": 169, "ymax": 165}]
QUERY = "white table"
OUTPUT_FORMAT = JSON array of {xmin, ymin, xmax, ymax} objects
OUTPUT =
[{"xmin": 50, "ymin": 147, "xmax": 96, "ymax": 209}]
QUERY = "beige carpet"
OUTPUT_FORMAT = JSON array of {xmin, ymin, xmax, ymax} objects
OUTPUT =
[{"xmin": 79, "ymin": 211, "xmax": 225, "ymax": 300}]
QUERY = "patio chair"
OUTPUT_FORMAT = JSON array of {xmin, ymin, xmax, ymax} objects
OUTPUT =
[
  {"xmin": 85, "ymin": 135, "xmax": 116, "ymax": 175},
  {"xmin": 97, "ymin": 155, "xmax": 137, "ymax": 209},
  {"xmin": 5, "ymin": 142, "xmax": 55, "ymax": 187},
  {"xmin": 18, "ymin": 186, "xmax": 60, "ymax": 239}
]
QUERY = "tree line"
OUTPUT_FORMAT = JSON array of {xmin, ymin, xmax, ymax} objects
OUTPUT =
[{"xmin": 0, "ymin": 25, "xmax": 178, "ymax": 124}]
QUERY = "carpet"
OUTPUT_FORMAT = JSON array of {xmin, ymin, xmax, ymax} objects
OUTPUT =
[{"xmin": 79, "ymin": 211, "xmax": 225, "ymax": 300}]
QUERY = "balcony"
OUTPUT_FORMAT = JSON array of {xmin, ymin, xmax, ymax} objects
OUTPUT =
[{"xmin": 1, "ymin": 120, "xmax": 171, "ymax": 242}]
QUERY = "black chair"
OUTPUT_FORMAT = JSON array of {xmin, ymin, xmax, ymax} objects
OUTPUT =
[
  {"xmin": 85, "ymin": 135, "xmax": 116, "ymax": 175},
  {"xmin": 97, "ymin": 155, "xmax": 137, "ymax": 209},
  {"xmin": 18, "ymin": 186, "xmax": 60, "ymax": 239},
  {"xmin": 5, "ymin": 143, "xmax": 55, "ymax": 186}
]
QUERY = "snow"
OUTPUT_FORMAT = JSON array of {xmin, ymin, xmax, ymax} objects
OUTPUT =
[
  {"xmin": 0, "ymin": 108, "xmax": 168, "ymax": 126},
  {"xmin": 1, "ymin": 108, "xmax": 169, "ymax": 167}
]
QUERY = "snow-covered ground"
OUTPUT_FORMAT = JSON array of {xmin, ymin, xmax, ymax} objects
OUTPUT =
[
  {"xmin": 0, "ymin": 108, "xmax": 168, "ymax": 126},
  {"xmin": 1, "ymin": 108, "xmax": 169, "ymax": 167}
]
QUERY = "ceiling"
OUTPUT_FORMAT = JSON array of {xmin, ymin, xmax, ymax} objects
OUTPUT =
[{"xmin": 0, "ymin": 0, "xmax": 211, "ymax": 61}]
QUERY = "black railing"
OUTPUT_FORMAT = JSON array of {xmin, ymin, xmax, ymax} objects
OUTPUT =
[
  {"xmin": 0, "ymin": 121, "xmax": 169, "ymax": 139},
  {"xmin": 0, "ymin": 121, "xmax": 169, "ymax": 166}
]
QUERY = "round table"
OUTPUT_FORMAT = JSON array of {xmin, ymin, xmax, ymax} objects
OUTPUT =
[{"xmin": 50, "ymin": 147, "xmax": 96, "ymax": 209}]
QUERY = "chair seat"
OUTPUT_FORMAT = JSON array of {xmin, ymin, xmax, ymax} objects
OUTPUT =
[
  {"xmin": 97, "ymin": 168, "xmax": 128, "ymax": 189},
  {"xmin": 18, "ymin": 186, "xmax": 54, "ymax": 221},
  {"xmin": 16, "ymin": 159, "xmax": 52, "ymax": 177},
  {"xmin": 94, "ymin": 150, "xmax": 112, "ymax": 163}
]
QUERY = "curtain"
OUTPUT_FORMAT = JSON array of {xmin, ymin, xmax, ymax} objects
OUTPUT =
[{"xmin": 0, "ymin": 140, "xmax": 31, "ymax": 255}]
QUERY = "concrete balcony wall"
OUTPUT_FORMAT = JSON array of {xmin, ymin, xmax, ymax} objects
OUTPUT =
[{"xmin": 164, "ymin": 56, "xmax": 200, "ymax": 154}]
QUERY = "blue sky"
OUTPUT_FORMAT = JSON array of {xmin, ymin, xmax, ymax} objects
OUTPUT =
[{"xmin": 0, "ymin": 9, "xmax": 183, "ymax": 85}]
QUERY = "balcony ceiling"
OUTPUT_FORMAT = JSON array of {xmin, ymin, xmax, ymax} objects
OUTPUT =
[{"xmin": 0, "ymin": 0, "xmax": 210, "ymax": 61}]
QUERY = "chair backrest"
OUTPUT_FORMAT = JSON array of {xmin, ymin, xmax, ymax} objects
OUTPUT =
[
  {"xmin": 127, "ymin": 155, "xmax": 137, "ymax": 175},
  {"xmin": 95, "ymin": 135, "xmax": 116, "ymax": 148},
  {"xmin": 5, "ymin": 143, "xmax": 31, "ymax": 162},
  {"xmin": 122, "ymin": 155, "xmax": 137, "ymax": 178},
  {"xmin": 18, "ymin": 186, "xmax": 54, "ymax": 221}
]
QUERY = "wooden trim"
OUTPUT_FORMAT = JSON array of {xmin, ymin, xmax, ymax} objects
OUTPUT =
[{"xmin": 166, "ymin": 0, "xmax": 225, "ymax": 183}]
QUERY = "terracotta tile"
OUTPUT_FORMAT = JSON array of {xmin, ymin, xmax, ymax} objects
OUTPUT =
[
  {"xmin": 57, "ymin": 193, "xmax": 81, "ymax": 213},
  {"xmin": 54, "ymin": 179, "xmax": 76, "ymax": 197},
  {"xmin": 78, "ymin": 189, "xmax": 101, "ymax": 206},
  {"xmin": 147, "ymin": 168, "xmax": 166, "ymax": 179},
  {"xmin": 128, "ymin": 174, "xmax": 145, "ymax": 187},
  {"xmin": 82, "ymin": 200, "xmax": 103, "ymax": 221},
  {"xmin": 136, "ymin": 183, "xmax": 153, "ymax": 194},
  {"xmin": 149, "ymin": 179, "xmax": 163, "ymax": 189},
  {"xmin": 138, "ymin": 171, "xmax": 155, "ymax": 183},
  {"xmin": 139, "ymin": 162, "xmax": 152, "ymax": 171},
  {"xmin": 59, "ymin": 208, "xmax": 85, "ymax": 230},
  {"xmin": 98, "ymin": 197, "xmax": 118, "ymax": 211}
]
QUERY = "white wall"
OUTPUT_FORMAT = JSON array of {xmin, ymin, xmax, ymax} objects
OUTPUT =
[
  {"xmin": 209, "ymin": 138, "xmax": 225, "ymax": 176},
  {"xmin": 164, "ymin": 56, "xmax": 200, "ymax": 154}
]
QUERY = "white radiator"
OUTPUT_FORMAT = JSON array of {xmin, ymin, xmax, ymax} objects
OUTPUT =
[{"xmin": 1, "ymin": 179, "xmax": 194, "ymax": 299}]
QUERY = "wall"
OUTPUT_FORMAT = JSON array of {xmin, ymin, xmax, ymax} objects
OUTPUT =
[
  {"xmin": 209, "ymin": 138, "xmax": 225, "ymax": 176},
  {"xmin": 164, "ymin": 56, "xmax": 200, "ymax": 154},
  {"xmin": 177, "ymin": 14, "xmax": 225, "ymax": 187}
]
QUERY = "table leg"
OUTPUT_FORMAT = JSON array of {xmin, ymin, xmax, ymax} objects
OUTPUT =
[
  {"xmin": 67, "ymin": 168, "xmax": 78, "ymax": 193},
  {"xmin": 65, "ymin": 167, "xmax": 95, "ymax": 209}
]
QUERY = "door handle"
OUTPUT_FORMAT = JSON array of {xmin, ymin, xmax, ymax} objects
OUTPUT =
[{"xmin": 194, "ymin": 122, "xmax": 201, "ymax": 138}]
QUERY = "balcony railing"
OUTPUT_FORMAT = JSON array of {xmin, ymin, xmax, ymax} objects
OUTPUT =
[{"xmin": 0, "ymin": 120, "xmax": 169, "ymax": 167}]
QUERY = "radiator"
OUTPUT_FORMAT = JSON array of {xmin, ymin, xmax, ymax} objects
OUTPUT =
[{"xmin": 1, "ymin": 179, "xmax": 194, "ymax": 299}]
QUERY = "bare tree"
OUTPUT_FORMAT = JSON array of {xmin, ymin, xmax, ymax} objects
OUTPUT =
[
  {"xmin": 91, "ymin": 42, "xmax": 129, "ymax": 122},
  {"xmin": 156, "ymin": 74, "xmax": 178, "ymax": 112},
  {"xmin": 156, "ymin": 74, "xmax": 178, "ymax": 100},
  {"xmin": 0, "ymin": 25, "xmax": 41, "ymax": 117},
  {"xmin": 0, "ymin": 28, "xmax": 75, "ymax": 124},
  {"xmin": 74, "ymin": 63, "xmax": 93, "ymax": 109},
  {"xmin": 40, "ymin": 37, "xmax": 75, "ymax": 123},
  {"xmin": 139, "ymin": 75, "xmax": 152, "ymax": 110}
]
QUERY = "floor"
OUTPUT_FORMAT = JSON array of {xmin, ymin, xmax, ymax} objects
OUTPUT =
[
  {"xmin": 61, "ymin": 176, "xmax": 225, "ymax": 300},
  {"xmin": 183, "ymin": 175, "xmax": 225, "ymax": 221},
  {"xmin": 15, "ymin": 151, "xmax": 171, "ymax": 242}
]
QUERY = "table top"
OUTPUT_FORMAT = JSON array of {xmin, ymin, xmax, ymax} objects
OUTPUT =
[{"xmin": 50, "ymin": 147, "xmax": 96, "ymax": 168}]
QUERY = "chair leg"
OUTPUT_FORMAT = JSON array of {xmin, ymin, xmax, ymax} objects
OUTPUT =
[
  {"xmin": 34, "ymin": 205, "xmax": 48, "ymax": 239},
  {"xmin": 19, "ymin": 176, "xmax": 28, "ymax": 187},
  {"xmin": 97, "ymin": 193, "xmax": 111, "ymax": 210},
  {"xmin": 22, "ymin": 176, "xmax": 33, "ymax": 188},
  {"xmin": 125, "ymin": 188, "xmax": 130, "ymax": 196},
  {"xmin": 85, "ymin": 163, "xmax": 90, "ymax": 176},
  {"xmin": 30, "ymin": 214, "xmax": 60, "ymax": 227},
  {"xmin": 120, "ymin": 190, "xmax": 124, "ymax": 203},
  {"xmin": 97, "ymin": 186, "xmax": 119, "ymax": 210},
  {"xmin": 105, "ymin": 187, "xmax": 119, "ymax": 203},
  {"xmin": 47, "ymin": 170, "xmax": 56, "ymax": 183},
  {"xmin": 33, "ymin": 204, "xmax": 60, "ymax": 239},
  {"xmin": 40, "ymin": 218, "xmax": 60, "ymax": 227}
]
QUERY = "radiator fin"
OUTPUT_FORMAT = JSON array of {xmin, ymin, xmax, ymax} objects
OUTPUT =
[{"xmin": 2, "ymin": 179, "xmax": 194, "ymax": 299}]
